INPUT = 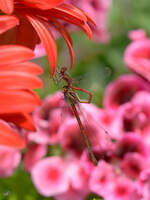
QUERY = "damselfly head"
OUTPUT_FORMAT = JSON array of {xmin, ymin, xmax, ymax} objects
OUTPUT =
[
  {"xmin": 59, "ymin": 67, "xmax": 68, "ymax": 75},
  {"xmin": 62, "ymin": 85, "xmax": 69, "ymax": 92}
]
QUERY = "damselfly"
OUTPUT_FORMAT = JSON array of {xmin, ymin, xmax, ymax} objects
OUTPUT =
[{"xmin": 55, "ymin": 67, "xmax": 98, "ymax": 166}]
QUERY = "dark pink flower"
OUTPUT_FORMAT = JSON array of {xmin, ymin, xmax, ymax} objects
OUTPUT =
[
  {"xmin": 81, "ymin": 145, "xmax": 115, "ymax": 165},
  {"xmin": 115, "ymin": 134, "xmax": 148, "ymax": 159},
  {"xmin": 31, "ymin": 156, "xmax": 70, "ymax": 197},
  {"xmin": 124, "ymin": 29, "xmax": 150, "ymax": 82},
  {"xmin": 30, "ymin": 92, "xmax": 72, "ymax": 144},
  {"xmin": 111, "ymin": 91, "xmax": 150, "ymax": 143},
  {"xmin": 58, "ymin": 117, "xmax": 104, "ymax": 155},
  {"xmin": 0, "ymin": 145, "xmax": 21, "ymax": 177},
  {"xmin": 58, "ymin": 102, "xmax": 112, "ymax": 156},
  {"xmin": 120, "ymin": 153, "xmax": 146, "ymax": 179},
  {"xmin": 23, "ymin": 144, "xmax": 47, "ymax": 172},
  {"xmin": 103, "ymin": 74, "xmax": 150, "ymax": 111}
]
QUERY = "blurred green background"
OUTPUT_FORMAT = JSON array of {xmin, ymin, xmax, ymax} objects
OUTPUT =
[{"xmin": 1, "ymin": 0, "xmax": 150, "ymax": 199}]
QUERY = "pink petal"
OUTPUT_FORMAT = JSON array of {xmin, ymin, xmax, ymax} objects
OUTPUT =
[
  {"xmin": 0, "ymin": 145, "xmax": 21, "ymax": 177},
  {"xmin": 23, "ymin": 144, "xmax": 47, "ymax": 172}
]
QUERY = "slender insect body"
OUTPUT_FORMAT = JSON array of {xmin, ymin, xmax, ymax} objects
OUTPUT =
[{"xmin": 55, "ymin": 66, "xmax": 98, "ymax": 166}]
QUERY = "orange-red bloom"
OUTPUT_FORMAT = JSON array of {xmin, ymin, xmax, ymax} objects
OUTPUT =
[
  {"xmin": 0, "ymin": 0, "xmax": 95, "ymax": 76},
  {"xmin": 0, "ymin": 16, "xmax": 43, "ymax": 149}
]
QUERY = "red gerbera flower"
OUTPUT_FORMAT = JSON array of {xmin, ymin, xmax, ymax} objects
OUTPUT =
[
  {"xmin": 0, "ymin": 16, "xmax": 43, "ymax": 149},
  {"xmin": 0, "ymin": 0, "xmax": 95, "ymax": 76}
]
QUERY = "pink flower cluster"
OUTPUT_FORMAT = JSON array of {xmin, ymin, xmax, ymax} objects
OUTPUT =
[{"xmin": 2, "ymin": 29, "xmax": 150, "ymax": 199}]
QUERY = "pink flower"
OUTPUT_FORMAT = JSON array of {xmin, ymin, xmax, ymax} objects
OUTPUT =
[
  {"xmin": 0, "ymin": 145, "xmax": 21, "ymax": 177},
  {"xmin": 58, "ymin": 102, "xmax": 112, "ymax": 157},
  {"xmin": 103, "ymin": 74, "xmax": 150, "ymax": 111},
  {"xmin": 104, "ymin": 177, "xmax": 138, "ymax": 200},
  {"xmin": 120, "ymin": 153, "xmax": 146, "ymax": 179},
  {"xmin": 55, "ymin": 187, "xmax": 89, "ymax": 200},
  {"xmin": 67, "ymin": 160, "xmax": 90, "ymax": 190},
  {"xmin": 115, "ymin": 134, "xmax": 148, "ymax": 159},
  {"xmin": 110, "ymin": 91, "xmax": 150, "ymax": 143},
  {"xmin": 81, "ymin": 145, "xmax": 115, "ymax": 166},
  {"xmin": 58, "ymin": 117, "xmax": 104, "ymax": 155},
  {"xmin": 31, "ymin": 156, "xmax": 70, "ymax": 197},
  {"xmin": 23, "ymin": 144, "xmax": 47, "ymax": 172},
  {"xmin": 136, "ymin": 168, "xmax": 150, "ymax": 199},
  {"xmin": 128, "ymin": 29, "xmax": 147, "ymax": 41},
  {"xmin": 80, "ymin": 103, "xmax": 114, "ymax": 135},
  {"xmin": 124, "ymin": 29, "xmax": 150, "ymax": 82},
  {"xmin": 81, "ymin": 0, "xmax": 112, "ymax": 42},
  {"xmin": 29, "ymin": 92, "xmax": 72, "ymax": 144},
  {"xmin": 89, "ymin": 160, "xmax": 115, "ymax": 197}
]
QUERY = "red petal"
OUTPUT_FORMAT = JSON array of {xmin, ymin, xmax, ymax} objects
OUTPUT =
[
  {"xmin": 56, "ymin": 3, "xmax": 87, "ymax": 23},
  {"xmin": 0, "ymin": 71, "xmax": 43, "ymax": 89},
  {"xmin": 0, "ymin": 0, "xmax": 14, "ymax": 14},
  {"xmin": 0, "ymin": 89, "xmax": 41, "ymax": 114},
  {"xmin": 0, "ymin": 113, "xmax": 36, "ymax": 131},
  {"xmin": 0, "ymin": 120, "xmax": 25, "ymax": 149},
  {"xmin": 81, "ymin": 10, "xmax": 97, "ymax": 27},
  {"xmin": 18, "ymin": 113, "xmax": 36, "ymax": 131},
  {"xmin": 48, "ymin": 8, "xmax": 92, "ymax": 39},
  {"xmin": 81, "ymin": 23, "xmax": 92, "ymax": 40},
  {"xmin": 26, "ymin": 89, "xmax": 41, "ymax": 105},
  {"xmin": 50, "ymin": 20, "xmax": 74, "ymax": 69},
  {"xmin": 26, "ymin": 15, "xmax": 57, "ymax": 76},
  {"xmin": 0, "ymin": 45, "xmax": 34, "ymax": 65},
  {"xmin": 0, "ymin": 61, "xmax": 43, "ymax": 75},
  {"xmin": 0, "ymin": 15, "xmax": 19, "ymax": 34},
  {"xmin": 22, "ymin": 0, "xmax": 64, "ymax": 9},
  {"xmin": 52, "ymin": 19, "xmax": 72, "ymax": 45}
]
